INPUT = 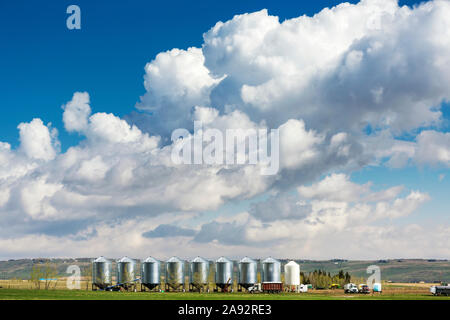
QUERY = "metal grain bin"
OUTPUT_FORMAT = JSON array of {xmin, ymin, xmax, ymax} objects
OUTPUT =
[
  {"xmin": 92, "ymin": 256, "xmax": 112, "ymax": 289},
  {"xmin": 262, "ymin": 257, "xmax": 281, "ymax": 283},
  {"xmin": 189, "ymin": 257, "xmax": 209, "ymax": 285},
  {"xmin": 215, "ymin": 257, "xmax": 233, "ymax": 285},
  {"xmin": 117, "ymin": 256, "xmax": 137, "ymax": 284},
  {"xmin": 141, "ymin": 256, "xmax": 161, "ymax": 286},
  {"xmin": 165, "ymin": 256, "xmax": 185, "ymax": 286},
  {"xmin": 238, "ymin": 257, "xmax": 257, "ymax": 286},
  {"xmin": 284, "ymin": 260, "xmax": 300, "ymax": 286}
]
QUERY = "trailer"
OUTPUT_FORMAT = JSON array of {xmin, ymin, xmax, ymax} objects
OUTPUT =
[
  {"xmin": 262, "ymin": 282, "xmax": 283, "ymax": 293},
  {"xmin": 430, "ymin": 286, "xmax": 450, "ymax": 296}
]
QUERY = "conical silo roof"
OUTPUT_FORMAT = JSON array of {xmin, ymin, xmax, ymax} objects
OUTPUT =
[
  {"xmin": 143, "ymin": 256, "xmax": 159, "ymax": 263},
  {"xmin": 93, "ymin": 256, "xmax": 111, "ymax": 263},
  {"xmin": 216, "ymin": 256, "xmax": 232, "ymax": 263},
  {"xmin": 166, "ymin": 256, "xmax": 183, "ymax": 263},
  {"xmin": 240, "ymin": 256, "xmax": 256, "ymax": 263},
  {"xmin": 117, "ymin": 256, "xmax": 135, "ymax": 263},
  {"xmin": 191, "ymin": 256, "xmax": 208, "ymax": 263},
  {"xmin": 262, "ymin": 257, "xmax": 280, "ymax": 264}
]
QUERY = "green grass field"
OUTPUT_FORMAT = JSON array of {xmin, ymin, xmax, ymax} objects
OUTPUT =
[{"xmin": 1, "ymin": 289, "xmax": 449, "ymax": 300}]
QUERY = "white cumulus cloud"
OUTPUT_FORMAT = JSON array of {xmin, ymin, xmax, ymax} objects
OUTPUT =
[{"xmin": 0, "ymin": 0, "xmax": 448, "ymax": 259}]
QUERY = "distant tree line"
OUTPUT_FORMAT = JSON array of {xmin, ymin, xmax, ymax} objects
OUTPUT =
[{"xmin": 301, "ymin": 269, "xmax": 351, "ymax": 289}]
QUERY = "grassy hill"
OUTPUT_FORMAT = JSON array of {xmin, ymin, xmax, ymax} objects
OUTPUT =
[
  {"xmin": 292, "ymin": 259, "xmax": 450, "ymax": 283},
  {"xmin": 0, "ymin": 258, "xmax": 91, "ymax": 280},
  {"xmin": 0, "ymin": 258, "xmax": 449, "ymax": 283}
]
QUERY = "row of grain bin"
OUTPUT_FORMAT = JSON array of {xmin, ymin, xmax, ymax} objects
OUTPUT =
[
  {"xmin": 92, "ymin": 256, "xmax": 302, "ymax": 293},
  {"xmin": 92, "ymin": 256, "xmax": 204, "ymax": 292},
  {"xmin": 92, "ymin": 256, "xmax": 139, "ymax": 291}
]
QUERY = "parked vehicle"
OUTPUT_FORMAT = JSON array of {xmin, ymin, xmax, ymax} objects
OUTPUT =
[
  {"xmin": 358, "ymin": 284, "xmax": 370, "ymax": 294},
  {"xmin": 262, "ymin": 282, "xmax": 283, "ymax": 293},
  {"xmin": 430, "ymin": 286, "xmax": 450, "ymax": 296},
  {"xmin": 344, "ymin": 283, "xmax": 358, "ymax": 293},
  {"xmin": 247, "ymin": 283, "xmax": 262, "ymax": 293},
  {"xmin": 373, "ymin": 283, "xmax": 382, "ymax": 293},
  {"xmin": 299, "ymin": 284, "xmax": 308, "ymax": 293},
  {"xmin": 330, "ymin": 283, "xmax": 340, "ymax": 289}
]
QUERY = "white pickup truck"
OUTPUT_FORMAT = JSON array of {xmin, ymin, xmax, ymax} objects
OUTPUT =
[{"xmin": 344, "ymin": 283, "xmax": 358, "ymax": 293}]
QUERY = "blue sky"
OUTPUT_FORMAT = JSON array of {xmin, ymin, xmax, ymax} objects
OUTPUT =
[
  {"xmin": 0, "ymin": 0, "xmax": 422, "ymax": 149},
  {"xmin": 0, "ymin": 0, "xmax": 448, "ymax": 259}
]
